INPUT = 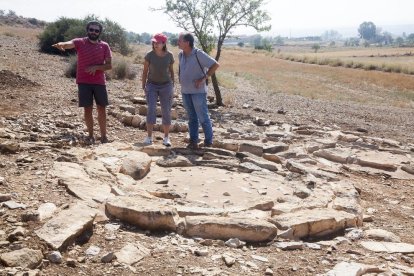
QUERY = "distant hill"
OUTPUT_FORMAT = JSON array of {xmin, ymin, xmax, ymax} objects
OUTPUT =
[{"xmin": 0, "ymin": 11, "xmax": 47, "ymax": 28}]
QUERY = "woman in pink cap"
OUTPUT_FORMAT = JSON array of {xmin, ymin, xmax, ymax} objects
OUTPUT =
[{"xmin": 141, "ymin": 33, "xmax": 175, "ymax": 146}]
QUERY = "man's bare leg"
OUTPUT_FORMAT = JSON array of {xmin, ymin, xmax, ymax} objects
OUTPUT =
[
  {"xmin": 97, "ymin": 105, "xmax": 107, "ymax": 142},
  {"xmin": 84, "ymin": 106, "xmax": 94, "ymax": 137}
]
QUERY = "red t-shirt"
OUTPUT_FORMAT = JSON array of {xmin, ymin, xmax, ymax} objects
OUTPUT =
[{"xmin": 72, "ymin": 37, "xmax": 112, "ymax": 85}]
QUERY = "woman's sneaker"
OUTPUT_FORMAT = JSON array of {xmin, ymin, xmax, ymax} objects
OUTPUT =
[
  {"xmin": 143, "ymin": 137, "xmax": 153, "ymax": 145},
  {"xmin": 163, "ymin": 137, "xmax": 171, "ymax": 147}
]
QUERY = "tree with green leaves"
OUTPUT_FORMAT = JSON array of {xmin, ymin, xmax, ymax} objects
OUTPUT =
[
  {"xmin": 395, "ymin": 37, "xmax": 404, "ymax": 47},
  {"xmin": 358, "ymin": 21, "xmax": 377, "ymax": 41},
  {"xmin": 312, "ymin": 43, "xmax": 320, "ymax": 53},
  {"xmin": 407, "ymin": 33, "xmax": 414, "ymax": 45},
  {"xmin": 158, "ymin": 0, "xmax": 271, "ymax": 106}
]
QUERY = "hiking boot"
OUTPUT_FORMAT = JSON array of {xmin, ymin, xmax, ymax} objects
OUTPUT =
[
  {"xmin": 186, "ymin": 141, "xmax": 199, "ymax": 150},
  {"xmin": 143, "ymin": 136, "xmax": 153, "ymax": 145},
  {"xmin": 100, "ymin": 136, "xmax": 109, "ymax": 144},
  {"xmin": 203, "ymin": 142, "xmax": 213, "ymax": 148},
  {"xmin": 163, "ymin": 137, "xmax": 171, "ymax": 147}
]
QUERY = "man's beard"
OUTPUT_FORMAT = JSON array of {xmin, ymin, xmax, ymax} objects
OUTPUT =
[{"xmin": 87, "ymin": 33, "xmax": 100, "ymax": 41}]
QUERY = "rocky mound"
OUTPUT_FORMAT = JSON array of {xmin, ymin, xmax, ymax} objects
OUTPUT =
[{"xmin": 0, "ymin": 70, "xmax": 39, "ymax": 89}]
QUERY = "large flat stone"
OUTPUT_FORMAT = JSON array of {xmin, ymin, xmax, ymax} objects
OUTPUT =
[
  {"xmin": 286, "ymin": 161, "xmax": 339, "ymax": 181},
  {"xmin": 119, "ymin": 151, "xmax": 152, "ymax": 180},
  {"xmin": 176, "ymin": 206, "xmax": 227, "ymax": 217},
  {"xmin": 106, "ymin": 196, "xmax": 179, "ymax": 231},
  {"xmin": 239, "ymin": 142, "xmax": 263, "ymax": 157},
  {"xmin": 49, "ymin": 162, "xmax": 112, "ymax": 203},
  {"xmin": 0, "ymin": 248, "xmax": 43, "ymax": 269},
  {"xmin": 183, "ymin": 216, "xmax": 277, "ymax": 242},
  {"xmin": 313, "ymin": 148, "xmax": 354, "ymax": 164},
  {"xmin": 263, "ymin": 143, "xmax": 289, "ymax": 154},
  {"xmin": 115, "ymin": 243, "xmax": 150, "ymax": 265},
  {"xmin": 270, "ymin": 208, "xmax": 360, "ymax": 239},
  {"xmin": 355, "ymin": 151, "xmax": 405, "ymax": 172},
  {"xmin": 35, "ymin": 203, "xmax": 97, "ymax": 250},
  {"xmin": 360, "ymin": 241, "xmax": 414, "ymax": 253},
  {"xmin": 326, "ymin": 261, "xmax": 383, "ymax": 276}
]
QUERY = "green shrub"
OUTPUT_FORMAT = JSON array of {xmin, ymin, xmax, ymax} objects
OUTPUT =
[
  {"xmin": 381, "ymin": 64, "xmax": 392, "ymax": 72},
  {"xmin": 38, "ymin": 17, "xmax": 82, "ymax": 55},
  {"xmin": 317, "ymin": 58, "xmax": 329, "ymax": 65},
  {"xmin": 112, "ymin": 59, "xmax": 127, "ymax": 79},
  {"xmin": 391, "ymin": 65, "xmax": 402, "ymax": 73},
  {"xmin": 64, "ymin": 55, "xmax": 77, "ymax": 78},
  {"xmin": 344, "ymin": 61, "xmax": 354, "ymax": 68},
  {"xmin": 353, "ymin": 62, "xmax": 364, "ymax": 69},
  {"xmin": 401, "ymin": 67, "xmax": 409, "ymax": 74},
  {"xmin": 38, "ymin": 15, "xmax": 131, "ymax": 56},
  {"xmin": 329, "ymin": 59, "xmax": 343, "ymax": 67},
  {"xmin": 109, "ymin": 58, "xmax": 136, "ymax": 80},
  {"xmin": 98, "ymin": 17, "xmax": 131, "ymax": 55},
  {"xmin": 363, "ymin": 64, "xmax": 377, "ymax": 70},
  {"xmin": 133, "ymin": 54, "xmax": 144, "ymax": 64}
]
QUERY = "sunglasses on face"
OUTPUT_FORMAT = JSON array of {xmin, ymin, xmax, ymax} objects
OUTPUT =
[{"xmin": 88, "ymin": 28, "xmax": 100, "ymax": 33}]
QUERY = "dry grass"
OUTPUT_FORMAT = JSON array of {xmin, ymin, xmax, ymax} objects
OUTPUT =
[
  {"xmin": 275, "ymin": 46, "xmax": 414, "ymax": 73},
  {"xmin": 218, "ymin": 47, "xmax": 414, "ymax": 107},
  {"xmin": 0, "ymin": 25, "xmax": 42, "ymax": 41}
]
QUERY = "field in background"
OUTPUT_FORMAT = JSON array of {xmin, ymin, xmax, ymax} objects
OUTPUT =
[
  {"xmin": 217, "ymin": 47, "xmax": 414, "ymax": 108},
  {"xmin": 273, "ymin": 45, "xmax": 414, "ymax": 73}
]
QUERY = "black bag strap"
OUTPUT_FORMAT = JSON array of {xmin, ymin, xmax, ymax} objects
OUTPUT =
[
  {"xmin": 195, "ymin": 49, "xmax": 207, "ymax": 78},
  {"xmin": 178, "ymin": 51, "xmax": 181, "ymax": 83},
  {"xmin": 195, "ymin": 50, "xmax": 208, "ymax": 85}
]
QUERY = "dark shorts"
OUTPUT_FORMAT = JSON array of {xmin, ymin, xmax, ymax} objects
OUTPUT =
[{"xmin": 78, "ymin": 84, "xmax": 109, "ymax": 107}]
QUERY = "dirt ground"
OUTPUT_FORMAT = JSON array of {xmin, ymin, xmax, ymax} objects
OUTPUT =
[{"xmin": 1, "ymin": 30, "xmax": 414, "ymax": 276}]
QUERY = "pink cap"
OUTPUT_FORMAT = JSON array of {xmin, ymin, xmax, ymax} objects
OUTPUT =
[{"xmin": 151, "ymin": 33, "xmax": 167, "ymax": 44}]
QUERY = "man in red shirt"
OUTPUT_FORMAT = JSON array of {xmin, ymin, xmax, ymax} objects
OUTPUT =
[{"xmin": 52, "ymin": 21, "xmax": 112, "ymax": 144}]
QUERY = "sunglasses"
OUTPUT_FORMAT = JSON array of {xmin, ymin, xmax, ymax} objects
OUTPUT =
[{"xmin": 88, "ymin": 28, "xmax": 100, "ymax": 33}]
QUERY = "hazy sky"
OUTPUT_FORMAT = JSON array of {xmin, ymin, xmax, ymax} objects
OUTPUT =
[{"xmin": 1, "ymin": 0, "xmax": 413, "ymax": 36}]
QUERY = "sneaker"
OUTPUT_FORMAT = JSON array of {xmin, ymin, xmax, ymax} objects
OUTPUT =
[
  {"xmin": 186, "ymin": 141, "xmax": 199, "ymax": 150},
  {"xmin": 85, "ymin": 136, "xmax": 95, "ymax": 145},
  {"xmin": 100, "ymin": 136, "xmax": 109, "ymax": 144},
  {"xmin": 203, "ymin": 142, "xmax": 213, "ymax": 148},
  {"xmin": 143, "ymin": 136, "xmax": 153, "ymax": 145},
  {"xmin": 163, "ymin": 137, "xmax": 171, "ymax": 147}
]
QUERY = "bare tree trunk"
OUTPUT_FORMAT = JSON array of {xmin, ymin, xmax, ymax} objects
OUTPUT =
[
  {"xmin": 211, "ymin": 73, "xmax": 223, "ymax": 106},
  {"xmin": 212, "ymin": 39, "xmax": 224, "ymax": 106}
]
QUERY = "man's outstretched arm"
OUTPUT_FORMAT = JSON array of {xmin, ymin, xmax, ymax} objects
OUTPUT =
[{"xmin": 52, "ymin": 41, "xmax": 75, "ymax": 51}]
